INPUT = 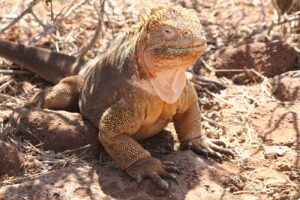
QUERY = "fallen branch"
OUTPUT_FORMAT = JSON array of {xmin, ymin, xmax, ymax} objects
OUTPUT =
[
  {"xmin": 0, "ymin": 14, "xmax": 18, "ymax": 19},
  {"xmin": 244, "ymin": 11, "xmax": 300, "ymax": 39},
  {"xmin": 0, "ymin": 2, "xmax": 38, "ymax": 34},
  {"xmin": 0, "ymin": 69, "xmax": 33, "ymax": 76},
  {"xmin": 75, "ymin": 0, "xmax": 106, "ymax": 57},
  {"xmin": 0, "ymin": 75, "xmax": 12, "ymax": 85},
  {"xmin": 30, "ymin": 10, "xmax": 47, "ymax": 30},
  {"xmin": 28, "ymin": 0, "xmax": 87, "ymax": 45},
  {"xmin": 0, "ymin": 64, "xmax": 21, "ymax": 69},
  {"xmin": 201, "ymin": 115, "xmax": 225, "ymax": 128},
  {"xmin": 0, "ymin": 93, "xmax": 22, "ymax": 103},
  {"xmin": 0, "ymin": 79, "xmax": 13, "ymax": 93}
]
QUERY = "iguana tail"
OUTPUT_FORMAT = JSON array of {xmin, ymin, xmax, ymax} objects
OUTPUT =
[{"xmin": 0, "ymin": 40, "xmax": 86, "ymax": 84}]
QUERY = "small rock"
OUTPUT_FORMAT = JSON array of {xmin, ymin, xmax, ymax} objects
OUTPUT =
[
  {"xmin": 224, "ymin": 175, "xmax": 247, "ymax": 192},
  {"xmin": 275, "ymin": 163, "xmax": 292, "ymax": 172},
  {"xmin": 264, "ymin": 146, "xmax": 288, "ymax": 159},
  {"xmin": 288, "ymin": 171, "xmax": 300, "ymax": 181},
  {"xmin": 265, "ymin": 178, "xmax": 287, "ymax": 187},
  {"xmin": 272, "ymin": 75, "xmax": 300, "ymax": 102}
]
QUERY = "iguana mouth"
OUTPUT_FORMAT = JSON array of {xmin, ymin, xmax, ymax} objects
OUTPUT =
[
  {"xmin": 158, "ymin": 41, "xmax": 207, "ymax": 52},
  {"xmin": 166, "ymin": 44, "xmax": 206, "ymax": 50},
  {"xmin": 156, "ymin": 44, "xmax": 207, "ymax": 53}
]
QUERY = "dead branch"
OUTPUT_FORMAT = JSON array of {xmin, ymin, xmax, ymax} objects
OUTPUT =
[
  {"xmin": 0, "ymin": 2, "xmax": 38, "ymax": 34},
  {"xmin": 0, "ymin": 64, "xmax": 21, "ymax": 69},
  {"xmin": 75, "ymin": 0, "xmax": 106, "ymax": 57},
  {"xmin": 50, "ymin": 0, "xmax": 54, "ymax": 22},
  {"xmin": 0, "ymin": 80, "xmax": 13, "ymax": 93},
  {"xmin": 0, "ymin": 75, "xmax": 12, "ymax": 85},
  {"xmin": 244, "ymin": 11, "xmax": 300, "ymax": 39},
  {"xmin": 258, "ymin": 0, "xmax": 267, "ymax": 22},
  {"xmin": 30, "ymin": 10, "xmax": 47, "ymax": 30},
  {"xmin": 28, "ymin": 0, "xmax": 87, "ymax": 45},
  {"xmin": 0, "ymin": 14, "xmax": 18, "ymax": 19},
  {"xmin": 201, "ymin": 115, "xmax": 225, "ymax": 128},
  {"xmin": 0, "ymin": 93, "xmax": 22, "ymax": 103},
  {"xmin": 0, "ymin": 69, "xmax": 33, "ymax": 76}
]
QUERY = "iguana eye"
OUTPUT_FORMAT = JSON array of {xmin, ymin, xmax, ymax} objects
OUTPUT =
[
  {"xmin": 164, "ymin": 29, "xmax": 170, "ymax": 33},
  {"xmin": 162, "ymin": 26, "xmax": 176, "ymax": 40}
]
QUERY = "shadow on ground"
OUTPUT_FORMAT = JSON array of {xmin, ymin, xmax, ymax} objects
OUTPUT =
[{"xmin": 0, "ymin": 108, "xmax": 239, "ymax": 200}]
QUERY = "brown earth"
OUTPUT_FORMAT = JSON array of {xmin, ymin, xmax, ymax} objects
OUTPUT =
[
  {"xmin": 12, "ymin": 108, "xmax": 100, "ymax": 157},
  {"xmin": 0, "ymin": 151, "xmax": 241, "ymax": 200},
  {"xmin": 248, "ymin": 102, "xmax": 300, "ymax": 149},
  {"xmin": 0, "ymin": 0, "xmax": 300, "ymax": 199},
  {"xmin": 1, "ymin": 102, "xmax": 300, "ymax": 199},
  {"xmin": 211, "ymin": 42, "xmax": 297, "ymax": 84},
  {"xmin": 0, "ymin": 140, "xmax": 24, "ymax": 176}
]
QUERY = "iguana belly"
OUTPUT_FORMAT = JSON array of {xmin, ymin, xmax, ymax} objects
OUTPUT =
[
  {"xmin": 132, "ymin": 118, "xmax": 171, "ymax": 140},
  {"xmin": 130, "ymin": 85, "xmax": 192, "ymax": 141}
]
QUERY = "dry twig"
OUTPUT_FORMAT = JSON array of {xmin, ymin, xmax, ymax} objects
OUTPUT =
[
  {"xmin": 0, "ymin": 80, "xmax": 13, "ymax": 93},
  {"xmin": 244, "ymin": 11, "xmax": 300, "ymax": 39},
  {"xmin": 30, "ymin": 10, "xmax": 47, "ymax": 30},
  {"xmin": 28, "ymin": 0, "xmax": 87, "ymax": 45},
  {"xmin": 0, "ymin": 2, "xmax": 38, "ymax": 34},
  {"xmin": 0, "ymin": 69, "xmax": 33, "ymax": 76},
  {"xmin": 75, "ymin": 0, "xmax": 106, "ymax": 57}
]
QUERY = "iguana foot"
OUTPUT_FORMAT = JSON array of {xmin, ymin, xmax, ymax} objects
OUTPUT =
[
  {"xmin": 183, "ymin": 135, "xmax": 234, "ymax": 163},
  {"xmin": 126, "ymin": 157, "xmax": 181, "ymax": 189}
]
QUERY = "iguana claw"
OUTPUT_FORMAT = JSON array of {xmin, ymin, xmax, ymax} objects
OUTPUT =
[
  {"xmin": 184, "ymin": 135, "xmax": 234, "ymax": 163},
  {"xmin": 127, "ymin": 157, "xmax": 180, "ymax": 189}
]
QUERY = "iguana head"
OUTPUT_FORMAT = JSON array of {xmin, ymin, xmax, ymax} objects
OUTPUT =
[
  {"xmin": 135, "ymin": 6, "xmax": 207, "ymax": 75},
  {"xmin": 133, "ymin": 6, "xmax": 207, "ymax": 104}
]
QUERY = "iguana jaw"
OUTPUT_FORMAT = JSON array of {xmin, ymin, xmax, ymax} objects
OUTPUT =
[
  {"xmin": 154, "ymin": 42, "xmax": 207, "ymax": 59},
  {"xmin": 159, "ymin": 45, "xmax": 206, "ymax": 51},
  {"xmin": 158, "ymin": 38, "xmax": 207, "ymax": 51},
  {"xmin": 156, "ymin": 43, "xmax": 206, "ymax": 54}
]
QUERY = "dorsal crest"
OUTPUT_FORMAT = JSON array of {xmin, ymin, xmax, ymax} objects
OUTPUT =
[{"xmin": 127, "ymin": 6, "xmax": 165, "ymax": 35}]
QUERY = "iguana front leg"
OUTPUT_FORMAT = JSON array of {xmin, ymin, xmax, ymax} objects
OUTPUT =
[
  {"xmin": 174, "ymin": 102, "xmax": 234, "ymax": 163},
  {"xmin": 99, "ymin": 103, "xmax": 180, "ymax": 189}
]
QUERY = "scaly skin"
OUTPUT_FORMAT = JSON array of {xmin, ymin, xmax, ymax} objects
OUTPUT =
[{"xmin": 0, "ymin": 6, "xmax": 234, "ymax": 189}]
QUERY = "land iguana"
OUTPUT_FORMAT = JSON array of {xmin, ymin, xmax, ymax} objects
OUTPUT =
[{"xmin": 0, "ymin": 6, "xmax": 234, "ymax": 189}]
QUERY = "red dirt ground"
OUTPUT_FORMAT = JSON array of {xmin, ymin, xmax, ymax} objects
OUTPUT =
[{"xmin": 0, "ymin": 0, "xmax": 299, "ymax": 199}]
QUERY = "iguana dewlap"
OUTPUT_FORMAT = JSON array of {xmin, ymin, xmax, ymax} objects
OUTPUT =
[{"xmin": 0, "ymin": 6, "xmax": 234, "ymax": 189}]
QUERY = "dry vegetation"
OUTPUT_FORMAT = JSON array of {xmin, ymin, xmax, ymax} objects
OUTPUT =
[{"xmin": 0, "ymin": 0, "xmax": 299, "ymax": 199}]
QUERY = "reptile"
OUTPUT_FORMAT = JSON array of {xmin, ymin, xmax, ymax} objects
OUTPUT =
[{"xmin": 0, "ymin": 6, "xmax": 234, "ymax": 189}]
